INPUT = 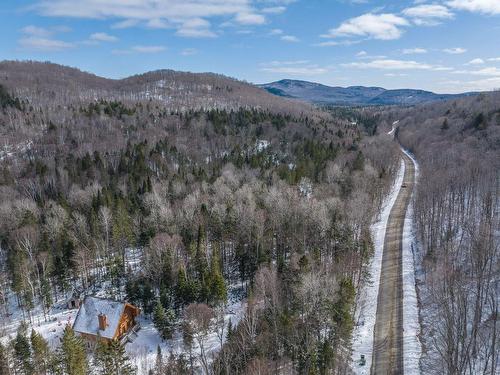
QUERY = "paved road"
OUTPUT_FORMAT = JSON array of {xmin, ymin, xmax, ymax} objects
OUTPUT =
[{"xmin": 371, "ymin": 151, "xmax": 415, "ymax": 375}]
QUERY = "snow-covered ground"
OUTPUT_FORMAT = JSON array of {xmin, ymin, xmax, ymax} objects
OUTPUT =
[
  {"xmin": 401, "ymin": 149, "xmax": 422, "ymax": 375},
  {"xmin": 0, "ymin": 288, "xmax": 78, "ymax": 349},
  {"xmin": 351, "ymin": 158, "xmax": 405, "ymax": 374},
  {"xmin": 128, "ymin": 286, "xmax": 246, "ymax": 374}
]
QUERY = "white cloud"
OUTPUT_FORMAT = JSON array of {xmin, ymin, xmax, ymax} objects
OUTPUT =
[
  {"xmin": 469, "ymin": 67, "xmax": 500, "ymax": 76},
  {"xmin": 114, "ymin": 45, "xmax": 166, "ymax": 54},
  {"xmin": 356, "ymin": 50, "xmax": 367, "ymax": 57},
  {"xmin": 176, "ymin": 18, "xmax": 217, "ymax": 38},
  {"xmin": 314, "ymin": 39, "xmax": 361, "ymax": 47},
  {"xmin": 453, "ymin": 66, "xmax": 500, "ymax": 76},
  {"xmin": 260, "ymin": 60, "xmax": 328, "ymax": 75},
  {"xmin": 446, "ymin": 0, "xmax": 500, "ymax": 15},
  {"xmin": 21, "ymin": 25, "xmax": 52, "ymax": 37},
  {"xmin": 235, "ymin": 12, "xmax": 266, "ymax": 25},
  {"xmin": 19, "ymin": 25, "xmax": 73, "ymax": 51},
  {"xmin": 315, "ymin": 41, "xmax": 341, "ymax": 47},
  {"xmin": 487, "ymin": 57, "xmax": 500, "ymax": 62},
  {"xmin": 402, "ymin": 48, "xmax": 427, "ymax": 54},
  {"xmin": 34, "ymin": 0, "xmax": 285, "ymax": 37},
  {"xmin": 343, "ymin": 59, "xmax": 451, "ymax": 71},
  {"xmin": 132, "ymin": 45, "xmax": 166, "ymax": 53},
  {"xmin": 269, "ymin": 28, "xmax": 283, "ymax": 35},
  {"xmin": 441, "ymin": 77, "xmax": 500, "ymax": 92},
  {"xmin": 323, "ymin": 13, "xmax": 409, "ymax": 40},
  {"xmin": 19, "ymin": 37, "xmax": 74, "ymax": 51},
  {"xmin": 111, "ymin": 19, "xmax": 139, "ymax": 29},
  {"xmin": 146, "ymin": 18, "xmax": 170, "ymax": 29},
  {"xmin": 180, "ymin": 48, "xmax": 198, "ymax": 56},
  {"xmin": 281, "ymin": 35, "xmax": 299, "ymax": 42},
  {"xmin": 443, "ymin": 47, "xmax": 467, "ymax": 54},
  {"xmin": 466, "ymin": 58, "xmax": 485, "ymax": 65},
  {"xmin": 89, "ymin": 32, "xmax": 118, "ymax": 42},
  {"xmin": 402, "ymin": 4, "xmax": 454, "ymax": 25},
  {"xmin": 262, "ymin": 6, "xmax": 286, "ymax": 14}
]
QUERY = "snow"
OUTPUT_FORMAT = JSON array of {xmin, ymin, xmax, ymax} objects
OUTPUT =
[
  {"xmin": 401, "ymin": 148, "xmax": 422, "ymax": 375},
  {"xmin": 73, "ymin": 296, "xmax": 125, "ymax": 339},
  {"xmin": 255, "ymin": 140, "xmax": 270, "ymax": 152},
  {"xmin": 126, "ymin": 283, "xmax": 246, "ymax": 374},
  {"xmin": 298, "ymin": 177, "xmax": 313, "ymax": 198},
  {"xmin": 0, "ymin": 291, "xmax": 78, "ymax": 349},
  {"xmin": 387, "ymin": 120, "xmax": 399, "ymax": 136},
  {"xmin": 350, "ymin": 157, "xmax": 405, "ymax": 374}
]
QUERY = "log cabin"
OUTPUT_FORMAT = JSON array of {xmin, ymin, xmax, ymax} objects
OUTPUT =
[{"xmin": 72, "ymin": 296, "xmax": 140, "ymax": 348}]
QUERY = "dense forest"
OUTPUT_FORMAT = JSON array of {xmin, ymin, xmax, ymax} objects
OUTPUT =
[{"xmin": 0, "ymin": 62, "xmax": 400, "ymax": 374}]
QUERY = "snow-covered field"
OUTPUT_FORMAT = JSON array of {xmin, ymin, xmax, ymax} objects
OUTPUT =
[
  {"xmin": 351, "ymin": 157, "xmax": 405, "ymax": 374},
  {"xmin": 401, "ymin": 149, "xmax": 422, "ymax": 375}
]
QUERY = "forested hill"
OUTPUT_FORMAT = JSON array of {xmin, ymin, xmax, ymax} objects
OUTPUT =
[
  {"xmin": 0, "ymin": 61, "xmax": 310, "ymax": 114},
  {"xmin": 0, "ymin": 61, "xmax": 400, "ymax": 373}
]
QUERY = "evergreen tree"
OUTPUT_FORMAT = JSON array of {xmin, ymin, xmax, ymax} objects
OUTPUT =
[
  {"xmin": 153, "ymin": 346, "xmax": 162, "ymax": 375},
  {"xmin": 94, "ymin": 340, "xmax": 135, "ymax": 375},
  {"xmin": 13, "ymin": 328, "xmax": 33, "ymax": 375},
  {"xmin": 30, "ymin": 330, "xmax": 49, "ymax": 375},
  {"xmin": 317, "ymin": 340, "xmax": 334, "ymax": 375},
  {"xmin": 0, "ymin": 342, "xmax": 11, "ymax": 375},
  {"xmin": 441, "ymin": 118, "xmax": 449, "ymax": 130},
  {"xmin": 153, "ymin": 300, "xmax": 166, "ymax": 338},
  {"xmin": 225, "ymin": 319, "xmax": 233, "ymax": 342},
  {"xmin": 208, "ymin": 250, "xmax": 227, "ymax": 306},
  {"xmin": 59, "ymin": 325, "xmax": 87, "ymax": 375},
  {"xmin": 153, "ymin": 300, "xmax": 175, "ymax": 339}
]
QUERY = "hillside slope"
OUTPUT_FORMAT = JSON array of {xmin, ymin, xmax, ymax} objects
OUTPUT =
[{"xmin": 0, "ymin": 61, "xmax": 310, "ymax": 115}]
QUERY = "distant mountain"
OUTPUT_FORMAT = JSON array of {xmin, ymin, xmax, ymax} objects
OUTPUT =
[{"xmin": 259, "ymin": 79, "xmax": 476, "ymax": 106}]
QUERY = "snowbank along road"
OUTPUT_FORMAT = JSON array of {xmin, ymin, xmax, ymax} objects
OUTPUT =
[{"xmin": 372, "ymin": 150, "xmax": 415, "ymax": 375}]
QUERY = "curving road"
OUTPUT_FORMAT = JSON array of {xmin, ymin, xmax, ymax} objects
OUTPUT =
[{"xmin": 371, "ymin": 150, "xmax": 415, "ymax": 375}]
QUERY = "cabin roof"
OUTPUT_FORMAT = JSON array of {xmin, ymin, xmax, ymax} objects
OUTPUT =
[{"xmin": 72, "ymin": 296, "xmax": 126, "ymax": 339}]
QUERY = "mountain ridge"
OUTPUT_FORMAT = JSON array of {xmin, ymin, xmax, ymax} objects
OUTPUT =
[{"xmin": 259, "ymin": 79, "xmax": 478, "ymax": 106}]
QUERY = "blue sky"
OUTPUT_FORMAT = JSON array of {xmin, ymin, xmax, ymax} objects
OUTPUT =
[{"xmin": 1, "ymin": 0, "xmax": 499, "ymax": 93}]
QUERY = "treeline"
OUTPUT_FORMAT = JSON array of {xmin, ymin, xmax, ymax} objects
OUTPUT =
[{"xmin": 0, "ymin": 324, "xmax": 134, "ymax": 375}]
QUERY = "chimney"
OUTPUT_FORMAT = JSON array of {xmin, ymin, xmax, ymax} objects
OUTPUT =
[{"xmin": 98, "ymin": 313, "xmax": 107, "ymax": 330}]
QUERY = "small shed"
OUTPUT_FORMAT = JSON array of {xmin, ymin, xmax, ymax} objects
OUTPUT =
[{"xmin": 67, "ymin": 289, "xmax": 84, "ymax": 309}]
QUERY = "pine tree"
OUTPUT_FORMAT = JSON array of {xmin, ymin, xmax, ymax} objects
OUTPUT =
[
  {"xmin": 153, "ymin": 300, "xmax": 166, "ymax": 338},
  {"xmin": 13, "ymin": 328, "xmax": 33, "ymax": 375},
  {"xmin": 59, "ymin": 325, "xmax": 87, "ymax": 375},
  {"xmin": 153, "ymin": 346, "xmax": 162, "ymax": 375},
  {"xmin": 153, "ymin": 300, "xmax": 176, "ymax": 340},
  {"xmin": 164, "ymin": 308, "xmax": 176, "ymax": 340},
  {"xmin": 441, "ymin": 118, "xmax": 449, "ymax": 130},
  {"xmin": 30, "ymin": 330, "xmax": 49, "ymax": 375},
  {"xmin": 0, "ymin": 342, "xmax": 11, "ymax": 375},
  {"xmin": 225, "ymin": 319, "xmax": 233, "ymax": 342},
  {"xmin": 94, "ymin": 340, "xmax": 135, "ymax": 375},
  {"xmin": 208, "ymin": 250, "xmax": 227, "ymax": 306}
]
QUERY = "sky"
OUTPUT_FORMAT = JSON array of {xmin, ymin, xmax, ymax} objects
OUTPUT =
[{"xmin": 1, "ymin": 0, "xmax": 500, "ymax": 93}]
